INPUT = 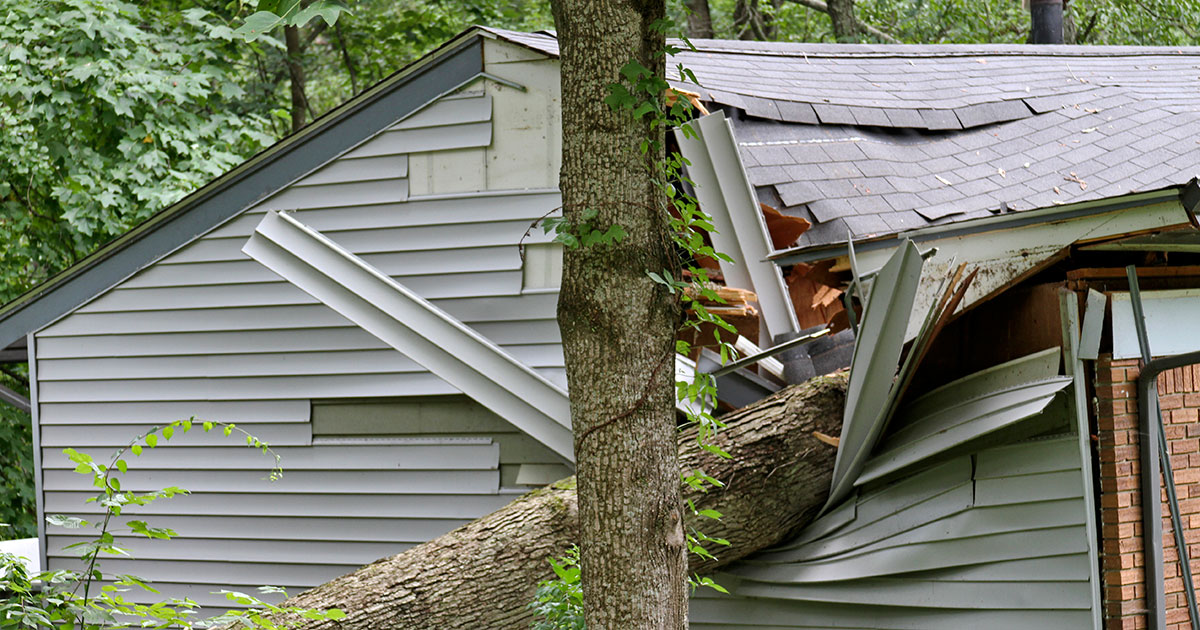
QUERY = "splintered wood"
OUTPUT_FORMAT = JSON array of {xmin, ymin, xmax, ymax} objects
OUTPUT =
[{"xmin": 787, "ymin": 259, "xmax": 848, "ymax": 331}]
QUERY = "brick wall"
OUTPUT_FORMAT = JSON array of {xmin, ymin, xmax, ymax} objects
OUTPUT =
[{"xmin": 1096, "ymin": 354, "xmax": 1200, "ymax": 630}]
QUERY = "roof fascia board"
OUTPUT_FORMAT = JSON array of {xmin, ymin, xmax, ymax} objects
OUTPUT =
[
  {"xmin": 772, "ymin": 188, "xmax": 1183, "ymax": 266},
  {"xmin": 682, "ymin": 112, "xmax": 800, "ymax": 339},
  {"xmin": 242, "ymin": 211, "xmax": 575, "ymax": 463},
  {"xmin": 0, "ymin": 34, "xmax": 487, "ymax": 349}
]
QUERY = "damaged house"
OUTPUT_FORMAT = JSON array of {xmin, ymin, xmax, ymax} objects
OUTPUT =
[{"xmin": 3, "ymin": 26, "xmax": 1200, "ymax": 629}]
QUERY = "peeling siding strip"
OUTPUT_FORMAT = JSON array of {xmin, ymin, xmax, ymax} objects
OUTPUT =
[
  {"xmin": 678, "ymin": 112, "xmax": 799, "ymax": 339},
  {"xmin": 243, "ymin": 211, "xmax": 574, "ymax": 462}
]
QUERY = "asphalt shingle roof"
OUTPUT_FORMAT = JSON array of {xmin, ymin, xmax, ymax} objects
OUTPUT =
[{"xmin": 484, "ymin": 28, "xmax": 1200, "ymax": 249}]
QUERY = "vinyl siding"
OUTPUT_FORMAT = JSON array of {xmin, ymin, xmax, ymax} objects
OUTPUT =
[
  {"xmin": 34, "ymin": 39, "xmax": 569, "ymax": 613},
  {"xmin": 689, "ymin": 348, "xmax": 1097, "ymax": 628}
]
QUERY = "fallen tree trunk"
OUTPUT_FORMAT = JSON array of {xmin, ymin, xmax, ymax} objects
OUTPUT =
[{"xmin": 284, "ymin": 372, "xmax": 848, "ymax": 629}]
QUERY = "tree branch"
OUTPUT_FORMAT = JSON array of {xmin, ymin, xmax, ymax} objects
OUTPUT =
[{"xmin": 781, "ymin": 0, "xmax": 901, "ymax": 43}]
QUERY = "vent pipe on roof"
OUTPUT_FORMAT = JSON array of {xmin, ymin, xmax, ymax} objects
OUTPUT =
[{"xmin": 1029, "ymin": 0, "xmax": 1064, "ymax": 44}]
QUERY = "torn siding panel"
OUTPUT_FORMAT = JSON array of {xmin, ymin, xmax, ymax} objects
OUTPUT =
[
  {"xmin": 679, "ymin": 111, "xmax": 800, "ymax": 340},
  {"xmin": 825, "ymin": 240, "xmax": 925, "ymax": 508},
  {"xmin": 242, "ymin": 211, "xmax": 574, "ymax": 462}
]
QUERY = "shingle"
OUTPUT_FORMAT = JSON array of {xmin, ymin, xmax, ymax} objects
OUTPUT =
[
  {"xmin": 859, "ymin": 141, "xmax": 904, "ymax": 161},
  {"xmin": 746, "ymin": 165, "xmax": 791, "ymax": 186},
  {"xmin": 918, "ymin": 187, "xmax": 966, "ymax": 205},
  {"xmin": 849, "ymin": 106, "xmax": 892, "ymax": 127},
  {"xmin": 954, "ymin": 100, "xmax": 1033, "ymax": 129},
  {"xmin": 808, "ymin": 198, "xmax": 857, "ymax": 223},
  {"xmin": 741, "ymin": 96, "xmax": 782, "ymax": 121},
  {"xmin": 815, "ymin": 179, "xmax": 861, "ymax": 199},
  {"xmin": 846, "ymin": 195, "xmax": 893, "ymax": 215},
  {"xmin": 881, "ymin": 210, "xmax": 928, "ymax": 231},
  {"xmin": 843, "ymin": 214, "xmax": 892, "ymax": 237},
  {"xmin": 882, "ymin": 108, "xmax": 925, "ymax": 128},
  {"xmin": 813, "ymin": 103, "xmax": 857, "ymax": 125},
  {"xmin": 820, "ymin": 162, "xmax": 863, "ymax": 179},
  {"xmin": 919, "ymin": 109, "xmax": 962, "ymax": 130},
  {"xmin": 775, "ymin": 181, "xmax": 823, "ymax": 207},
  {"xmin": 749, "ymin": 145, "xmax": 797, "ymax": 166},
  {"xmin": 884, "ymin": 176, "xmax": 928, "ymax": 193},
  {"xmin": 821, "ymin": 142, "xmax": 868, "ymax": 162},
  {"xmin": 916, "ymin": 201, "xmax": 966, "ymax": 221},
  {"xmin": 784, "ymin": 164, "xmax": 827, "ymax": 180},
  {"xmin": 857, "ymin": 160, "xmax": 901, "ymax": 177},
  {"xmin": 775, "ymin": 100, "xmax": 819, "ymax": 124},
  {"xmin": 784, "ymin": 144, "xmax": 828, "ymax": 164},
  {"xmin": 883, "ymin": 192, "xmax": 922, "ymax": 211}
]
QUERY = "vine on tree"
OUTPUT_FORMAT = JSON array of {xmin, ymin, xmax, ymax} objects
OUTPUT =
[{"xmin": 531, "ymin": 18, "xmax": 739, "ymax": 628}]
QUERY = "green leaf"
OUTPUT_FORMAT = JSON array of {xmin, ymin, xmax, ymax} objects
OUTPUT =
[
  {"xmin": 131, "ymin": 444, "xmax": 142, "ymax": 456},
  {"xmin": 232, "ymin": 11, "xmax": 286, "ymax": 42},
  {"xmin": 145, "ymin": 434, "xmax": 158, "ymax": 448},
  {"xmin": 115, "ymin": 460, "xmax": 127, "ymax": 474}
]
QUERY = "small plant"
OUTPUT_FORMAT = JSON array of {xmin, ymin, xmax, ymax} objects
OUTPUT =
[
  {"xmin": 0, "ymin": 417, "xmax": 344, "ymax": 630},
  {"xmin": 528, "ymin": 546, "xmax": 584, "ymax": 630}
]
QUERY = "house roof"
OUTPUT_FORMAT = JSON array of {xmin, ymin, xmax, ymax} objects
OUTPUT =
[{"xmin": 486, "ymin": 28, "xmax": 1200, "ymax": 251}]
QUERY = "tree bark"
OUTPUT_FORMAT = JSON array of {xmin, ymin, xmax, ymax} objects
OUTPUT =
[
  {"xmin": 550, "ymin": 1, "xmax": 686, "ymax": 628},
  {"xmin": 781, "ymin": 0, "xmax": 901, "ymax": 43},
  {"xmin": 283, "ymin": 373, "xmax": 847, "ymax": 629},
  {"xmin": 826, "ymin": 0, "xmax": 859, "ymax": 41},
  {"xmin": 284, "ymin": 25, "xmax": 307, "ymax": 133},
  {"xmin": 684, "ymin": 0, "xmax": 715, "ymax": 38}
]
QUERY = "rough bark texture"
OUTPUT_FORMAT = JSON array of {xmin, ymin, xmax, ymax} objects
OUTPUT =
[
  {"xmin": 684, "ymin": 0, "xmax": 715, "ymax": 38},
  {"xmin": 283, "ymin": 373, "xmax": 847, "ymax": 629},
  {"xmin": 550, "ymin": 1, "xmax": 687, "ymax": 628},
  {"xmin": 825, "ymin": 0, "xmax": 859, "ymax": 41}
]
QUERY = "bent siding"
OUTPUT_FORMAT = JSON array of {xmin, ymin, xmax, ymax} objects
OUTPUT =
[
  {"xmin": 689, "ymin": 348, "xmax": 1098, "ymax": 628},
  {"xmin": 34, "ymin": 40, "xmax": 568, "ymax": 610}
]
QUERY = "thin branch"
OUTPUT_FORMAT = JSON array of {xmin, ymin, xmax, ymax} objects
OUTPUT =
[
  {"xmin": 334, "ymin": 20, "xmax": 359, "ymax": 94},
  {"xmin": 781, "ymin": 0, "xmax": 901, "ymax": 43}
]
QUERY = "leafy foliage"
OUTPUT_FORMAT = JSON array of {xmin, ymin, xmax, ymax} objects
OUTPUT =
[
  {"xmin": 0, "ymin": 0, "xmax": 276, "ymax": 302},
  {"xmin": 0, "ymin": 402, "xmax": 34, "ymax": 541},
  {"xmin": 1, "ymin": 419, "xmax": 341, "ymax": 630},
  {"xmin": 528, "ymin": 546, "xmax": 584, "ymax": 630}
]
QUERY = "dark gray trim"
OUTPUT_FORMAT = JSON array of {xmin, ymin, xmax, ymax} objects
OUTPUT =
[
  {"xmin": 771, "ymin": 188, "xmax": 1183, "ymax": 265},
  {"xmin": 0, "ymin": 35, "xmax": 486, "ymax": 349}
]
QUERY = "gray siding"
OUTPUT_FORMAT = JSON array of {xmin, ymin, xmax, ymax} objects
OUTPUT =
[
  {"xmin": 689, "ymin": 347, "xmax": 1098, "ymax": 628},
  {"xmin": 34, "ymin": 84, "xmax": 567, "ymax": 611}
]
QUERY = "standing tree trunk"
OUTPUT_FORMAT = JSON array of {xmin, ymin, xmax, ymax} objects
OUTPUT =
[
  {"xmin": 826, "ymin": 0, "xmax": 859, "ymax": 40},
  {"xmin": 284, "ymin": 25, "xmax": 307, "ymax": 132},
  {"xmin": 684, "ymin": 0, "xmax": 715, "ymax": 38},
  {"xmin": 549, "ymin": 1, "xmax": 687, "ymax": 628}
]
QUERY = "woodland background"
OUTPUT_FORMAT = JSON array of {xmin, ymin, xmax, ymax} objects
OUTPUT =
[{"xmin": 0, "ymin": 0, "xmax": 1195, "ymax": 539}]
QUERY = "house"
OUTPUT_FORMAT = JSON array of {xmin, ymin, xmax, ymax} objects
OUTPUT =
[{"xmin": 3, "ymin": 26, "xmax": 1200, "ymax": 628}]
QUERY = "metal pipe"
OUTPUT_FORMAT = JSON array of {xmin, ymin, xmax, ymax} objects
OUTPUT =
[
  {"xmin": 1127, "ymin": 265, "xmax": 1200, "ymax": 630},
  {"xmin": 1030, "ymin": 0, "xmax": 1064, "ymax": 44},
  {"xmin": 709, "ymin": 327, "xmax": 829, "ymax": 378}
]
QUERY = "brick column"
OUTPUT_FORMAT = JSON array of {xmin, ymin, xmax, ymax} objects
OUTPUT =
[
  {"xmin": 1096, "ymin": 354, "xmax": 1200, "ymax": 630},
  {"xmin": 1097, "ymin": 355, "xmax": 1147, "ymax": 629}
]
